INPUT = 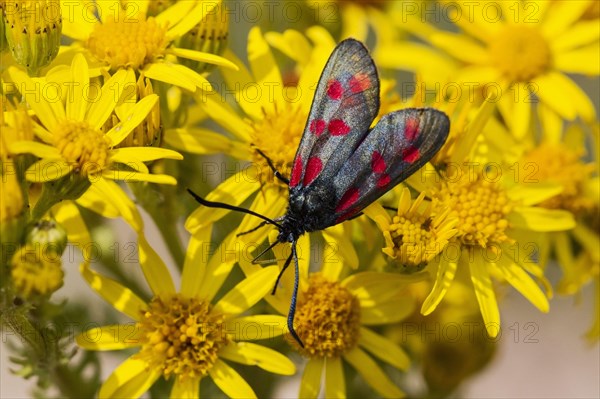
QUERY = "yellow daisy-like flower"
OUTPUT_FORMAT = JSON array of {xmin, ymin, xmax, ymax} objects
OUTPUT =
[
  {"xmin": 367, "ymin": 186, "xmax": 458, "ymax": 274},
  {"xmin": 6, "ymin": 54, "xmax": 182, "ymax": 225},
  {"xmin": 76, "ymin": 232, "xmax": 295, "ymax": 398},
  {"xmin": 59, "ymin": 0, "xmax": 237, "ymax": 91},
  {"xmin": 382, "ymin": 0, "xmax": 598, "ymax": 138},
  {"xmin": 241, "ymin": 247, "xmax": 414, "ymax": 398},
  {"xmin": 525, "ymin": 117, "xmax": 599, "ymax": 340},
  {"xmin": 420, "ymin": 159, "xmax": 576, "ymax": 337}
]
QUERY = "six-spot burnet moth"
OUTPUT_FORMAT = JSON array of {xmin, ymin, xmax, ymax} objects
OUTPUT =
[{"xmin": 188, "ymin": 38, "xmax": 450, "ymax": 347}]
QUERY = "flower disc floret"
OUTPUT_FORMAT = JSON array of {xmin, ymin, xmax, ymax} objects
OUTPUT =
[
  {"xmin": 489, "ymin": 25, "xmax": 551, "ymax": 82},
  {"xmin": 136, "ymin": 294, "xmax": 231, "ymax": 381},
  {"xmin": 87, "ymin": 16, "xmax": 168, "ymax": 70},
  {"xmin": 292, "ymin": 274, "xmax": 361, "ymax": 358},
  {"xmin": 53, "ymin": 120, "xmax": 110, "ymax": 176}
]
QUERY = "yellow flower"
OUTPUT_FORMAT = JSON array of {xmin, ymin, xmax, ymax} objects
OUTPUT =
[
  {"xmin": 6, "ymin": 54, "xmax": 182, "ymax": 227},
  {"xmin": 59, "ymin": 0, "xmax": 237, "ymax": 91},
  {"xmin": 242, "ymin": 246, "xmax": 414, "ymax": 398},
  {"xmin": 76, "ymin": 232, "xmax": 295, "ymax": 398},
  {"xmin": 367, "ymin": 186, "xmax": 458, "ymax": 274},
  {"xmin": 393, "ymin": 95, "xmax": 574, "ymax": 337},
  {"xmin": 381, "ymin": 0, "xmax": 598, "ymax": 138},
  {"xmin": 526, "ymin": 118, "xmax": 600, "ymax": 340}
]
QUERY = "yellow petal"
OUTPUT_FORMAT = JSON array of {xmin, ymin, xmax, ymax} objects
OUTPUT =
[
  {"xmin": 219, "ymin": 341, "xmax": 295, "ymax": 375},
  {"xmin": 247, "ymin": 27, "xmax": 283, "ymax": 107},
  {"xmin": 422, "ymin": 256, "xmax": 457, "ymax": 315},
  {"xmin": 86, "ymin": 69, "xmax": 128, "ymax": 129},
  {"xmin": 99, "ymin": 357, "xmax": 161, "ymax": 399},
  {"xmin": 322, "ymin": 223, "xmax": 358, "ymax": 271},
  {"xmin": 541, "ymin": 0, "xmax": 591, "ymax": 38},
  {"xmin": 66, "ymin": 53, "xmax": 90, "ymax": 121},
  {"xmin": 340, "ymin": 3, "xmax": 368, "ymax": 41},
  {"xmin": 163, "ymin": 128, "xmax": 250, "ymax": 160},
  {"xmin": 468, "ymin": 256, "xmax": 500, "ymax": 337},
  {"xmin": 552, "ymin": 20, "xmax": 600, "ymax": 52},
  {"xmin": 168, "ymin": 48, "xmax": 238, "ymax": 70},
  {"xmin": 554, "ymin": 45, "xmax": 600, "ymax": 75},
  {"xmin": 208, "ymin": 359, "xmax": 257, "ymax": 399},
  {"xmin": 324, "ymin": 356, "xmax": 345, "ymax": 399},
  {"xmin": 7, "ymin": 67, "xmax": 63, "ymax": 131},
  {"xmin": 138, "ymin": 234, "xmax": 176, "ymax": 296},
  {"xmin": 9, "ymin": 141, "xmax": 60, "ymax": 158},
  {"xmin": 193, "ymin": 93, "xmax": 252, "ymax": 142},
  {"xmin": 91, "ymin": 178, "xmax": 143, "ymax": 232},
  {"xmin": 363, "ymin": 202, "xmax": 391, "ymax": 231},
  {"xmin": 359, "ymin": 327, "xmax": 410, "ymax": 370},
  {"xmin": 76, "ymin": 324, "xmax": 141, "ymax": 350},
  {"xmin": 429, "ymin": 32, "xmax": 487, "ymax": 63},
  {"xmin": 213, "ymin": 266, "xmax": 278, "ymax": 316},
  {"xmin": 493, "ymin": 249, "xmax": 549, "ymax": 313},
  {"xmin": 344, "ymin": 271, "xmax": 424, "ymax": 306},
  {"xmin": 225, "ymin": 315, "xmax": 287, "ymax": 340},
  {"xmin": 170, "ymin": 375, "xmax": 200, "ymax": 399},
  {"xmin": 79, "ymin": 263, "xmax": 147, "ymax": 321},
  {"xmin": 143, "ymin": 62, "xmax": 197, "ymax": 92},
  {"xmin": 300, "ymin": 358, "xmax": 324, "ymax": 399},
  {"xmin": 76, "ymin": 183, "xmax": 120, "ymax": 219},
  {"xmin": 180, "ymin": 228, "xmax": 211, "ymax": 298},
  {"xmin": 219, "ymin": 49, "xmax": 263, "ymax": 119},
  {"xmin": 534, "ymin": 72, "xmax": 596, "ymax": 122},
  {"xmin": 360, "ymin": 296, "xmax": 415, "ymax": 325},
  {"xmin": 162, "ymin": 0, "xmax": 216, "ymax": 38},
  {"xmin": 195, "ymin": 234, "xmax": 238, "ymax": 302},
  {"xmin": 110, "ymin": 147, "xmax": 183, "ymax": 164},
  {"xmin": 507, "ymin": 183, "xmax": 564, "ymax": 206},
  {"xmin": 105, "ymin": 95, "xmax": 159, "ymax": 146},
  {"xmin": 343, "ymin": 347, "xmax": 405, "ymax": 398},
  {"xmin": 264, "ymin": 30, "xmax": 312, "ymax": 65},
  {"xmin": 509, "ymin": 206, "xmax": 576, "ymax": 231},
  {"xmin": 103, "ymin": 169, "xmax": 177, "ymax": 185}
]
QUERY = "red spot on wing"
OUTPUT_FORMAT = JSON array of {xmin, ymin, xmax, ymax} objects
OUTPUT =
[
  {"xmin": 377, "ymin": 174, "xmax": 391, "ymax": 188},
  {"xmin": 309, "ymin": 119, "xmax": 326, "ymax": 135},
  {"xmin": 328, "ymin": 119, "xmax": 351, "ymax": 136},
  {"xmin": 303, "ymin": 157, "xmax": 323, "ymax": 186},
  {"xmin": 290, "ymin": 156, "xmax": 303, "ymax": 187},
  {"xmin": 405, "ymin": 117, "xmax": 420, "ymax": 141},
  {"xmin": 336, "ymin": 187, "xmax": 359, "ymax": 213},
  {"xmin": 402, "ymin": 146, "xmax": 420, "ymax": 164},
  {"xmin": 349, "ymin": 72, "xmax": 371, "ymax": 93},
  {"xmin": 371, "ymin": 151, "xmax": 386, "ymax": 173},
  {"xmin": 327, "ymin": 79, "xmax": 343, "ymax": 100}
]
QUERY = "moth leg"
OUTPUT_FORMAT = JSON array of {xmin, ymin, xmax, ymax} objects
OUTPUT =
[
  {"xmin": 255, "ymin": 148, "xmax": 290, "ymax": 185},
  {"xmin": 287, "ymin": 243, "xmax": 304, "ymax": 347},
  {"xmin": 236, "ymin": 220, "xmax": 270, "ymax": 237}
]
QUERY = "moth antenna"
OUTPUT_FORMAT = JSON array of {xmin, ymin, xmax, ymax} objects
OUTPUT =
[
  {"xmin": 187, "ymin": 189, "xmax": 282, "ymax": 229},
  {"xmin": 255, "ymin": 148, "xmax": 290, "ymax": 185},
  {"xmin": 382, "ymin": 206, "xmax": 396, "ymax": 212}
]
